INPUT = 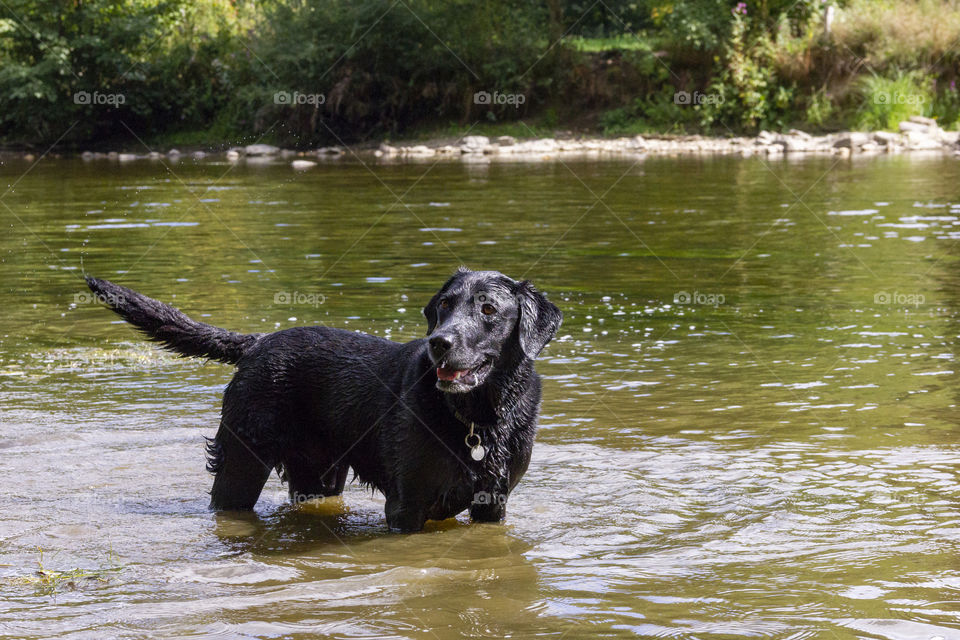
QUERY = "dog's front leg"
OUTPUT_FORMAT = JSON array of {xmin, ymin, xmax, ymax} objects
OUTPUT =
[
  {"xmin": 384, "ymin": 491, "xmax": 427, "ymax": 533},
  {"xmin": 469, "ymin": 478, "xmax": 508, "ymax": 523}
]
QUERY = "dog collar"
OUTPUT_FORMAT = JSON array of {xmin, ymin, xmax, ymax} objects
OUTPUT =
[{"xmin": 449, "ymin": 406, "xmax": 497, "ymax": 431}]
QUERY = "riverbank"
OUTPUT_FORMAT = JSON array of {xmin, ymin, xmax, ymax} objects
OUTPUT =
[{"xmin": 6, "ymin": 116, "xmax": 958, "ymax": 167}]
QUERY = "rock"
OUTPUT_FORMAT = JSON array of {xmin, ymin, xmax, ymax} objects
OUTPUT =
[
  {"xmin": 908, "ymin": 115, "xmax": 937, "ymax": 127},
  {"xmin": 788, "ymin": 129, "xmax": 812, "ymax": 139},
  {"xmin": 167, "ymin": 149, "xmax": 180, "ymax": 157},
  {"xmin": 833, "ymin": 132, "xmax": 870, "ymax": 149},
  {"xmin": 291, "ymin": 160, "xmax": 317, "ymax": 170},
  {"xmin": 435, "ymin": 145, "xmax": 460, "ymax": 154},
  {"xmin": 378, "ymin": 143, "xmax": 399, "ymax": 156},
  {"xmin": 461, "ymin": 135, "xmax": 491, "ymax": 154},
  {"xmin": 225, "ymin": 149, "xmax": 241, "ymax": 161},
  {"xmin": 525, "ymin": 138, "xmax": 557, "ymax": 153},
  {"xmin": 873, "ymin": 131, "xmax": 900, "ymax": 145},
  {"xmin": 244, "ymin": 144, "xmax": 279, "ymax": 156},
  {"xmin": 80, "ymin": 151, "xmax": 94, "ymax": 160},
  {"xmin": 316, "ymin": 146, "xmax": 343, "ymax": 155},
  {"xmin": 192, "ymin": 151, "xmax": 206, "ymax": 160},
  {"xmin": 496, "ymin": 135, "xmax": 517, "ymax": 146},
  {"xmin": 117, "ymin": 153, "xmax": 137, "ymax": 162},
  {"xmin": 904, "ymin": 130, "xmax": 942, "ymax": 150},
  {"xmin": 834, "ymin": 146, "xmax": 852, "ymax": 158},
  {"xmin": 147, "ymin": 151, "xmax": 162, "ymax": 160},
  {"xmin": 405, "ymin": 145, "xmax": 435, "ymax": 156},
  {"xmin": 941, "ymin": 130, "xmax": 960, "ymax": 145},
  {"xmin": 280, "ymin": 149, "xmax": 297, "ymax": 158},
  {"xmin": 107, "ymin": 151, "xmax": 118, "ymax": 159},
  {"xmin": 898, "ymin": 121, "xmax": 929, "ymax": 134},
  {"xmin": 757, "ymin": 130, "xmax": 777, "ymax": 144}
]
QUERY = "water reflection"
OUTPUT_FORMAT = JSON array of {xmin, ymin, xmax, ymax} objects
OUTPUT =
[{"xmin": 2, "ymin": 154, "xmax": 960, "ymax": 638}]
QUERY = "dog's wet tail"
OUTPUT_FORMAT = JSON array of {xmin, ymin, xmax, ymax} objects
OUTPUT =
[{"xmin": 85, "ymin": 276, "xmax": 260, "ymax": 365}]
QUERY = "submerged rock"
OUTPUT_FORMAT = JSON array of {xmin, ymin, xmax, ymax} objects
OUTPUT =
[{"xmin": 244, "ymin": 144, "xmax": 279, "ymax": 156}]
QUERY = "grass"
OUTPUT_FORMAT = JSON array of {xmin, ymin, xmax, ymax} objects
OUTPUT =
[
  {"xmin": 832, "ymin": 0, "xmax": 960, "ymax": 68},
  {"xmin": 4, "ymin": 547, "xmax": 122, "ymax": 595},
  {"xmin": 854, "ymin": 71, "xmax": 932, "ymax": 130},
  {"xmin": 566, "ymin": 35, "xmax": 653, "ymax": 53}
]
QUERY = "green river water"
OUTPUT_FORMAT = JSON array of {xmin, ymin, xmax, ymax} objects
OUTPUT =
[{"xmin": 1, "ymin": 152, "xmax": 959, "ymax": 639}]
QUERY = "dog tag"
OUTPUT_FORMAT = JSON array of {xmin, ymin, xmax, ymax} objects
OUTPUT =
[{"xmin": 470, "ymin": 444, "xmax": 486, "ymax": 461}]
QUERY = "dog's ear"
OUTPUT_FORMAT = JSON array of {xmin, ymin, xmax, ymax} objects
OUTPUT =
[
  {"xmin": 423, "ymin": 288, "xmax": 443, "ymax": 334},
  {"xmin": 516, "ymin": 281, "xmax": 562, "ymax": 359},
  {"xmin": 423, "ymin": 270, "xmax": 470, "ymax": 334}
]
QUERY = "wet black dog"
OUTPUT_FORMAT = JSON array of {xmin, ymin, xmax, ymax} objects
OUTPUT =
[{"xmin": 85, "ymin": 268, "xmax": 561, "ymax": 532}]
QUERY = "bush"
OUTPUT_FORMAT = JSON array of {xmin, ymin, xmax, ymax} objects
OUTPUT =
[
  {"xmin": 243, "ymin": 0, "xmax": 551, "ymax": 145},
  {"xmin": 854, "ymin": 71, "xmax": 932, "ymax": 130},
  {"xmin": 0, "ymin": 0, "xmax": 179, "ymax": 144}
]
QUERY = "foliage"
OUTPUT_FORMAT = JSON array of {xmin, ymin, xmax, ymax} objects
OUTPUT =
[
  {"xmin": 698, "ymin": 8, "xmax": 777, "ymax": 130},
  {"xmin": 0, "ymin": 0, "xmax": 180, "ymax": 144},
  {"xmin": 831, "ymin": 0, "xmax": 960, "ymax": 69},
  {"xmin": 2, "ymin": 0, "xmax": 960, "ymax": 145},
  {"xmin": 246, "ymin": 0, "xmax": 550, "ymax": 144},
  {"xmin": 854, "ymin": 71, "xmax": 932, "ymax": 131},
  {"xmin": 804, "ymin": 87, "xmax": 835, "ymax": 128},
  {"xmin": 3, "ymin": 547, "xmax": 121, "ymax": 595}
]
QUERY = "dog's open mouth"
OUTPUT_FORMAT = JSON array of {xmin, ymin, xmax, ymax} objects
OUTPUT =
[{"xmin": 436, "ymin": 359, "xmax": 491, "ymax": 391}]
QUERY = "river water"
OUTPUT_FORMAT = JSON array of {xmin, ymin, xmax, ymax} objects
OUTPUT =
[{"xmin": 2, "ymin": 153, "xmax": 960, "ymax": 639}]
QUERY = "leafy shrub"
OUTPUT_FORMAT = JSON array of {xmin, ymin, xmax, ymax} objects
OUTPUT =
[
  {"xmin": 246, "ymin": 0, "xmax": 550, "ymax": 144},
  {"xmin": 0, "ymin": 0, "xmax": 179, "ymax": 144},
  {"xmin": 854, "ymin": 71, "xmax": 931, "ymax": 130}
]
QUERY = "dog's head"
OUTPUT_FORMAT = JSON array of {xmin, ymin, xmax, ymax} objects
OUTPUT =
[{"xmin": 423, "ymin": 267, "xmax": 562, "ymax": 393}]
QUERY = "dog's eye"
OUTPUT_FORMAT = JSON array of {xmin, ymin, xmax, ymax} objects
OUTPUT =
[
  {"xmin": 439, "ymin": 299, "xmax": 450, "ymax": 310},
  {"xmin": 481, "ymin": 303, "xmax": 497, "ymax": 316}
]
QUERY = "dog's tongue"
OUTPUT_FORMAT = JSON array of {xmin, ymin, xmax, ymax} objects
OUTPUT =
[{"xmin": 437, "ymin": 366, "xmax": 468, "ymax": 381}]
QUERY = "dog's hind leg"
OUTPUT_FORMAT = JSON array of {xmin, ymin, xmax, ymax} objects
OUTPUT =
[{"xmin": 207, "ymin": 421, "xmax": 274, "ymax": 511}]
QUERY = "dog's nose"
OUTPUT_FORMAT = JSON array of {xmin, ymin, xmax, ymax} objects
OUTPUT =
[{"xmin": 429, "ymin": 335, "xmax": 453, "ymax": 356}]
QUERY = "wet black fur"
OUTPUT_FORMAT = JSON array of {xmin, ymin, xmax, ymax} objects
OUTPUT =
[{"xmin": 85, "ymin": 269, "xmax": 561, "ymax": 532}]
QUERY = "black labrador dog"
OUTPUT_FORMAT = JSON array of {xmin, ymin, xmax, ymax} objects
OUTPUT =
[{"xmin": 85, "ymin": 268, "xmax": 561, "ymax": 532}]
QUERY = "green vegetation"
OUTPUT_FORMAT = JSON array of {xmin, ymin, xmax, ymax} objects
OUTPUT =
[
  {"xmin": 4, "ymin": 547, "xmax": 121, "ymax": 595},
  {"xmin": 0, "ymin": 0, "xmax": 958, "ymax": 148}
]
